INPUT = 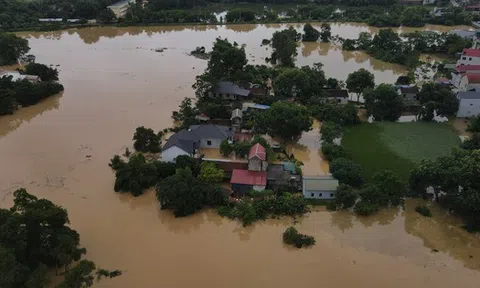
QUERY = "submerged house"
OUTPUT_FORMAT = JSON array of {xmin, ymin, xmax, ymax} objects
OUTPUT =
[
  {"xmin": 456, "ymin": 91, "xmax": 480, "ymax": 117},
  {"xmin": 302, "ymin": 176, "xmax": 339, "ymax": 199},
  {"xmin": 230, "ymin": 143, "xmax": 268, "ymax": 196},
  {"xmin": 210, "ymin": 81, "xmax": 251, "ymax": 100},
  {"xmin": 248, "ymin": 143, "xmax": 268, "ymax": 171},
  {"xmin": 231, "ymin": 108, "xmax": 243, "ymax": 132},
  {"xmin": 161, "ymin": 124, "xmax": 232, "ymax": 162},
  {"xmin": 267, "ymin": 163, "xmax": 301, "ymax": 192}
]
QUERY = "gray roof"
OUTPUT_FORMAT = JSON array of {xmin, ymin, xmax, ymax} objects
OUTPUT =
[
  {"xmin": 216, "ymin": 82, "xmax": 251, "ymax": 97},
  {"xmin": 399, "ymin": 86, "xmax": 419, "ymax": 94},
  {"xmin": 231, "ymin": 108, "xmax": 243, "ymax": 120},
  {"xmin": 163, "ymin": 124, "xmax": 232, "ymax": 152},
  {"xmin": 451, "ymin": 30, "xmax": 476, "ymax": 39},
  {"xmin": 457, "ymin": 91, "xmax": 480, "ymax": 100},
  {"xmin": 303, "ymin": 176, "xmax": 339, "ymax": 191}
]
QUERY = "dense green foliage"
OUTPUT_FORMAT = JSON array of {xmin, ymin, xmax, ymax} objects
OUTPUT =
[
  {"xmin": 409, "ymin": 149, "xmax": 480, "ymax": 231},
  {"xmin": 342, "ymin": 122, "xmax": 460, "ymax": 180},
  {"xmin": 346, "ymin": 68, "xmax": 374, "ymax": 103},
  {"xmin": 330, "ymin": 157, "xmax": 364, "ymax": 187},
  {"xmin": 320, "ymin": 23, "xmax": 331, "ymax": 43},
  {"xmin": 113, "ymin": 154, "xmax": 160, "ymax": 196},
  {"xmin": 24, "ymin": 63, "xmax": 59, "ymax": 82},
  {"xmin": 0, "ymin": 32, "xmax": 30, "ymax": 65},
  {"xmin": 269, "ymin": 27, "xmax": 299, "ymax": 67},
  {"xmin": 199, "ymin": 162, "xmax": 225, "ymax": 183},
  {"xmin": 417, "ymin": 83, "xmax": 459, "ymax": 118},
  {"xmin": 254, "ymin": 101, "xmax": 312, "ymax": 140},
  {"xmin": 226, "ymin": 8, "xmax": 256, "ymax": 22},
  {"xmin": 133, "ymin": 126, "xmax": 162, "ymax": 153},
  {"xmin": 302, "ymin": 23, "xmax": 319, "ymax": 42},
  {"xmin": 217, "ymin": 193, "xmax": 308, "ymax": 226},
  {"xmin": 415, "ymin": 205, "xmax": 432, "ymax": 217},
  {"xmin": 467, "ymin": 116, "xmax": 480, "ymax": 133},
  {"xmin": 283, "ymin": 227, "xmax": 315, "ymax": 248},
  {"xmin": 0, "ymin": 76, "xmax": 64, "ymax": 115},
  {"xmin": 320, "ymin": 121, "xmax": 342, "ymax": 143},
  {"xmin": 309, "ymin": 103, "xmax": 359, "ymax": 126},
  {"xmin": 156, "ymin": 167, "xmax": 226, "ymax": 217},
  {"xmin": 321, "ymin": 143, "xmax": 347, "ymax": 162},
  {"xmin": 0, "ymin": 189, "xmax": 120, "ymax": 287},
  {"xmin": 364, "ymin": 84, "xmax": 404, "ymax": 122},
  {"xmin": 332, "ymin": 184, "xmax": 358, "ymax": 209}
]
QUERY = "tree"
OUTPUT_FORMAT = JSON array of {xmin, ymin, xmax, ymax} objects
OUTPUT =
[
  {"xmin": 270, "ymin": 27, "xmax": 298, "ymax": 67},
  {"xmin": 417, "ymin": 83, "xmax": 459, "ymax": 117},
  {"xmin": 321, "ymin": 143, "xmax": 347, "ymax": 161},
  {"xmin": 370, "ymin": 170, "xmax": 406, "ymax": 206},
  {"xmin": 114, "ymin": 154, "xmax": 158, "ymax": 196},
  {"xmin": 329, "ymin": 158, "xmax": 364, "ymax": 187},
  {"xmin": 0, "ymin": 88, "xmax": 16, "ymax": 115},
  {"xmin": 172, "ymin": 97, "xmax": 198, "ymax": 123},
  {"xmin": 346, "ymin": 68, "xmax": 375, "ymax": 103},
  {"xmin": 207, "ymin": 38, "xmax": 247, "ymax": 80},
  {"xmin": 133, "ymin": 126, "xmax": 161, "ymax": 153},
  {"xmin": 156, "ymin": 168, "xmax": 226, "ymax": 217},
  {"xmin": 364, "ymin": 84, "xmax": 404, "ymax": 122},
  {"xmin": 97, "ymin": 8, "xmax": 117, "ymax": 23},
  {"xmin": 395, "ymin": 75, "xmax": 412, "ymax": 85},
  {"xmin": 283, "ymin": 227, "xmax": 315, "ymax": 248},
  {"xmin": 56, "ymin": 260, "xmax": 121, "ymax": 288},
  {"xmin": 320, "ymin": 23, "xmax": 331, "ymax": 43},
  {"xmin": 226, "ymin": 9, "xmax": 256, "ymax": 22},
  {"xmin": 334, "ymin": 184, "xmax": 358, "ymax": 209},
  {"xmin": 418, "ymin": 101, "xmax": 436, "ymax": 122},
  {"xmin": 467, "ymin": 115, "xmax": 480, "ymax": 133},
  {"xmin": 0, "ymin": 32, "xmax": 30, "ymax": 65},
  {"xmin": 24, "ymin": 63, "xmax": 59, "ymax": 82},
  {"xmin": 302, "ymin": 24, "xmax": 320, "ymax": 42},
  {"xmin": 342, "ymin": 39, "xmax": 356, "ymax": 50},
  {"xmin": 309, "ymin": 103, "xmax": 359, "ymax": 126},
  {"xmin": 320, "ymin": 121, "xmax": 342, "ymax": 143},
  {"xmin": 233, "ymin": 141, "xmax": 251, "ymax": 158},
  {"xmin": 220, "ymin": 139, "xmax": 234, "ymax": 156},
  {"xmin": 255, "ymin": 102, "xmax": 312, "ymax": 140},
  {"xmin": 199, "ymin": 162, "xmax": 225, "ymax": 184}
]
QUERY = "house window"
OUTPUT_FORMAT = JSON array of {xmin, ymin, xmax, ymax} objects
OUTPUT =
[
  {"xmin": 318, "ymin": 193, "xmax": 322, "ymax": 197},
  {"xmin": 311, "ymin": 193, "xmax": 314, "ymax": 197},
  {"xmin": 470, "ymin": 57, "xmax": 473, "ymax": 61},
  {"xmin": 462, "ymin": 57, "xmax": 467, "ymax": 60},
  {"xmin": 207, "ymin": 140, "xmax": 212, "ymax": 146},
  {"xmin": 330, "ymin": 193, "xmax": 334, "ymax": 197}
]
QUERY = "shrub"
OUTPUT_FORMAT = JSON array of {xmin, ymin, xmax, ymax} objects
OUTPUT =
[
  {"xmin": 321, "ymin": 143, "xmax": 347, "ymax": 161},
  {"xmin": 282, "ymin": 227, "xmax": 316, "ymax": 248},
  {"xmin": 415, "ymin": 205, "xmax": 432, "ymax": 217},
  {"xmin": 354, "ymin": 201, "xmax": 379, "ymax": 216}
]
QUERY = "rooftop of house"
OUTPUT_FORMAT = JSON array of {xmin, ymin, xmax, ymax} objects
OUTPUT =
[
  {"xmin": 231, "ymin": 108, "xmax": 243, "ymax": 120},
  {"xmin": 451, "ymin": 30, "xmax": 476, "ymax": 39},
  {"xmin": 457, "ymin": 91, "xmax": 480, "ymax": 100},
  {"xmin": 163, "ymin": 124, "xmax": 232, "ymax": 153},
  {"xmin": 466, "ymin": 73, "xmax": 480, "ymax": 83},
  {"xmin": 231, "ymin": 169, "xmax": 267, "ymax": 186},
  {"xmin": 0, "ymin": 71, "xmax": 39, "ymax": 82},
  {"xmin": 303, "ymin": 176, "xmax": 339, "ymax": 191},
  {"xmin": 216, "ymin": 81, "xmax": 251, "ymax": 97},
  {"xmin": 249, "ymin": 143, "xmax": 266, "ymax": 161},
  {"xmin": 242, "ymin": 102, "xmax": 271, "ymax": 111},
  {"xmin": 325, "ymin": 89, "xmax": 348, "ymax": 98},
  {"xmin": 108, "ymin": 0, "xmax": 135, "ymax": 7},
  {"xmin": 463, "ymin": 49, "xmax": 480, "ymax": 58},
  {"xmin": 398, "ymin": 86, "xmax": 419, "ymax": 94},
  {"xmin": 455, "ymin": 65, "xmax": 480, "ymax": 72}
]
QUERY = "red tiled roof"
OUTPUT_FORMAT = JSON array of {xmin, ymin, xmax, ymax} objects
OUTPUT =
[
  {"xmin": 456, "ymin": 65, "xmax": 480, "ymax": 72},
  {"xmin": 463, "ymin": 49, "xmax": 480, "ymax": 57},
  {"xmin": 466, "ymin": 74, "xmax": 480, "ymax": 83},
  {"xmin": 230, "ymin": 169, "xmax": 267, "ymax": 186},
  {"xmin": 248, "ymin": 143, "xmax": 266, "ymax": 161}
]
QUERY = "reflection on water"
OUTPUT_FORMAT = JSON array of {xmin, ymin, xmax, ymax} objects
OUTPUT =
[{"xmin": 2, "ymin": 23, "xmax": 479, "ymax": 287}]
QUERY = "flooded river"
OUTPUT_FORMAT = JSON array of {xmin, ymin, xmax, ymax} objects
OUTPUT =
[{"xmin": 1, "ymin": 23, "xmax": 479, "ymax": 287}]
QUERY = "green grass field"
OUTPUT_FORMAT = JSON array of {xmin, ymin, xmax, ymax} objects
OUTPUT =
[{"xmin": 342, "ymin": 122, "xmax": 460, "ymax": 181}]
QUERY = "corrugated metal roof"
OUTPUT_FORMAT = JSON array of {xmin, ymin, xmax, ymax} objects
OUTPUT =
[
  {"xmin": 303, "ymin": 176, "xmax": 339, "ymax": 191},
  {"xmin": 230, "ymin": 169, "xmax": 267, "ymax": 186},
  {"xmin": 457, "ymin": 91, "xmax": 480, "ymax": 100},
  {"xmin": 231, "ymin": 108, "xmax": 243, "ymax": 119},
  {"xmin": 216, "ymin": 82, "xmax": 251, "ymax": 97}
]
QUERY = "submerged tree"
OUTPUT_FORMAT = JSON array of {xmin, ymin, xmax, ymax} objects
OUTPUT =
[
  {"xmin": 0, "ymin": 32, "xmax": 30, "ymax": 65},
  {"xmin": 302, "ymin": 23, "xmax": 320, "ymax": 42},
  {"xmin": 364, "ymin": 84, "xmax": 404, "ymax": 122},
  {"xmin": 346, "ymin": 68, "xmax": 375, "ymax": 103},
  {"xmin": 270, "ymin": 27, "xmax": 299, "ymax": 67},
  {"xmin": 133, "ymin": 126, "xmax": 162, "ymax": 153},
  {"xmin": 320, "ymin": 23, "xmax": 331, "ymax": 43}
]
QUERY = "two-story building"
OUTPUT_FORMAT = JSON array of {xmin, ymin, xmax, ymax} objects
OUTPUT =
[
  {"xmin": 456, "ymin": 74, "xmax": 480, "ymax": 91},
  {"xmin": 230, "ymin": 143, "xmax": 268, "ymax": 196},
  {"xmin": 457, "ymin": 49, "xmax": 480, "ymax": 66},
  {"xmin": 451, "ymin": 65, "xmax": 480, "ymax": 88},
  {"xmin": 107, "ymin": 0, "xmax": 136, "ymax": 18}
]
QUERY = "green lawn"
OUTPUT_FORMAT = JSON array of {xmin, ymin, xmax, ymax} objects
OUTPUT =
[{"xmin": 342, "ymin": 122, "xmax": 460, "ymax": 181}]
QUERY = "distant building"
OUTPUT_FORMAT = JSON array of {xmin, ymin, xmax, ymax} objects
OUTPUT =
[
  {"xmin": 107, "ymin": 0, "xmax": 135, "ymax": 18},
  {"xmin": 0, "ymin": 71, "xmax": 40, "ymax": 83},
  {"xmin": 322, "ymin": 89, "xmax": 349, "ymax": 104},
  {"xmin": 230, "ymin": 169, "xmax": 267, "ymax": 196},
  {"xmin": 209, "ymin": 81, "xmax": 251, "ymax": 100},
  {"xmin": 161, "ymin": 124, "xmax": 233, "ymax": 162},
  {"xmin": 451, "ymin": 30, "xmax": 476, "ymax": 40},
  {"xmin": 396, "ymin": 86, "xmax": 419, "ymax": 102},
  {"xmin": 231, "ymin": 108, "xmax": 243, "ymax": 132},
  {"xmin": 242, "ymin": 102, "xmax": 271, "ymax": 112},
  {"xmin": 38, "ymin": 18, "xmax": 63, "ymax": 22},
  {"xmin": 456, "ymin": 74, "xmax": 480, "ymax": 91},
  {"xmin": 302, "ymin": 176, "xmax": 339, "ymax": 199},
  {"xmin": 457, "ymin": 91, "xmax": 480, "ymax": 117},
  {"xmin": 457, "ymin": 49, "xmax": 480, "ymax": 65},
  {"xmin": 466, "ymin": 5, "xmax": 480, "ymax": 14},
  {"xmin": 248, "ymin": 143, "xmax": 267, "ymax": 171},
  {"xmin": 451, "ymin": 65, "xmax": 480, "ymax": 88}
]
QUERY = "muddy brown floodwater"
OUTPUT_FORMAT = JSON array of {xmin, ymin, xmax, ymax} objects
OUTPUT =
[{"xmin": 1, "ymin": 23, "xmax": 479, "ymax": 287}]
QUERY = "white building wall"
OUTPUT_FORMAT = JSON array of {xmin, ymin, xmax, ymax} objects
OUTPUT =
[
  {"xmin": 199, "ymin": 138, "xmax": 223, "ymax": 148},
  {"xmin": 457, "ymin": 99, "xmax": 480, "ymax": 117},
  {"xmin": 161, "ymin": 146, "xmax": 190, "ymax": 163},
  {"xmin": 302, "ymin": 190, "xmax": 336, "ymax": 199},
  {"xmin": 253, "ymin": 185, "xmax": 266, "ymax": 191},
  {"xmin": 457, "ymin": 55, "xmax": 480, "ymax": 65}
]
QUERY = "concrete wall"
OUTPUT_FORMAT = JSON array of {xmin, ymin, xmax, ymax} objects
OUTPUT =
[
  {"xmin": 457, "ymin": 99, "xmax": 480, "ymax": 117},
  {"xmin": 248, "ymin": 158, "xmax": 267, "ymax": 171},
  {"xmin": 457, "ymin": 56, "xmax": 480, "ymax": 65},
  {"xmin": 302, "ymin": 190, "xmax": 336, "ymax": 199},
  {"xmin": 199, "ymin": 138, "xmax": 223, "ymax": 148},
  {"xmin": 161, "ymin": 146, "xmax": 190, "ymax": 163},
  {"xmin": 253, "ymin": 185, "xmax": 266, "ymax": 191}
]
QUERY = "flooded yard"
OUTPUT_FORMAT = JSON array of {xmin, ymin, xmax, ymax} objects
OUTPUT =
[{"xmin": 0, "ymin": 23, "xmax": 479, "ymax": 287}]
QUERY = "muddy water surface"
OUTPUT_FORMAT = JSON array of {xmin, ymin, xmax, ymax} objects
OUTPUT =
[{"xmin": 1, "ymin": 23, "xmax": 479, "ymax": 287}]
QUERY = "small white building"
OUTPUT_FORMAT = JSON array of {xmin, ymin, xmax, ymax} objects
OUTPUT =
[
  {"xmin": 107, "ymin": 0, "xmax": 135, "ymax": 18},
  {"xmin": 0, "ymin": 71, "xmax": 40, "ymax": 83},
  {"xmin": 248, "ymin": 143, "xmax": 267, "ymax": 171},
  {"xmin": 457, "ymin": 91, "xmax": 480, "ymax": 117},
  {"xmin": 451, "ymin": 65, "xmax": 480, "ymax": 88},
  {"xmin": 456, "ymin": 74, "xmax": 480, "ymax": 91},
  {"xmin": 302, "ymin": 176, "xmax": 339, "ymax": 199},
  {"xmin": 457, "ymin": 49, "xmax": 480, "ymax": 66}
]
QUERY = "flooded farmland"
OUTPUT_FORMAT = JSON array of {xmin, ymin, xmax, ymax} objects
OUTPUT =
[{"xmin": 1, "ymin": 23, "xmax": 479, "ymax": 287}]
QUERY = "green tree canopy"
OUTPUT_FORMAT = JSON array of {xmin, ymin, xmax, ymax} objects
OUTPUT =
[
  {"xmin": 418, "ymin": 83, "xmax": 459, "ymax": 117},
  {"xmin": 320, "ymin": 121, "xmax": 343, "ymax": 143},
  {"xmin": 25, "ymin": 63, "xmax": 59, "ymax": 82},
  {"xmin": 302, "ymin": 24, "xmax": 320, "ymax": 42},
  {"xmin": 270, "ymin": 27, "xmax": 299, "ymax": 67},
  {"xmin": 346, "ymin": 68, "xmax": 375, "ymax": 103},
  {"xmin": 199, "ymin": 162, "xmax": 225, "ymax": 184},
  {"xmin": 364, "ymin": 84, "xmax": 404, "ymax": 122},
  {"xmin": 0, "ymin": 32, "xmax": 30, "ymax": 65},
  {"xmin": 320, "ymin": 23, "xmax": 331, "ymax": 43},
  {"xmin": 255, "ymin": 102, "xmax": 313, "ymax": 140},
  {"xmin": 133, "ymin": 126, "xmax": 162, "ymax": 153},
  {"xmin": 207, "ymin": 38, "xmax": 247, "ymax": 80},
  {"xmin": 329, "ymin": 157, "xmax": 364, "ymax": 187}
]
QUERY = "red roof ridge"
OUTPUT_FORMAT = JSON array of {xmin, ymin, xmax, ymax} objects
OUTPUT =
[
  {"xmin": 230, "ymin": 169, "xmax": 267, "ymax": 186},
  {"xmin": 466, "ymin": 73, "xmax": 480, "ymax": 83},
  {"xmin": 248, "ymin": 143, "xmax": 266, "ymax": 161},
  {"xmin": 455, "ymin": 65, "xmax": 480, "ymax": 72},
  {"xmin": 463, "ymin": 49, "xmax": 480, "ymax": 58}
]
